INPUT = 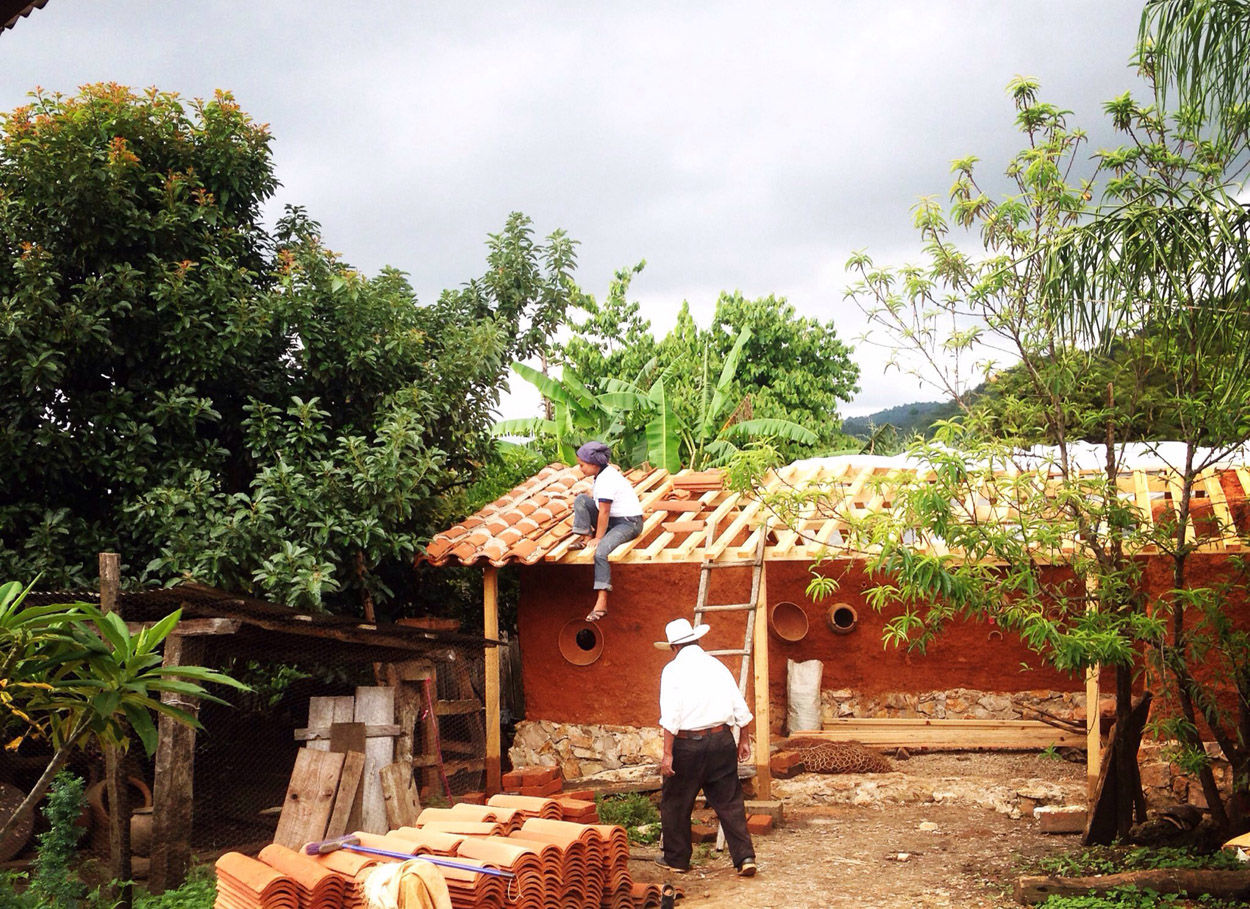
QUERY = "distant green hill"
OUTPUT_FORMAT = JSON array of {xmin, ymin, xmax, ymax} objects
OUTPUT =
[{"xmin": 842, "ymin": 399, "xmax": 960, "ymax": 440}]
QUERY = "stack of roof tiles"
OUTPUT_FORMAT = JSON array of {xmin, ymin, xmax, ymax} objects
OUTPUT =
[
  {"xmin": 486, "ymin": 793, "xmax": 563, "ymax": 819},
  {"xmin": 214, "ymin": 852, "xmax": 301, "ymax": 909},
  {"xmin": 217, "ymin": 815, "xmax": 667, "ymax": 909},
  {"xmin": 256, "ymin": 845, "xmax": 347, "ymax": 908}
]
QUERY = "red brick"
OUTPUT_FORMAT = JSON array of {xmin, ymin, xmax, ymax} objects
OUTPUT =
[
  {"xmin": 455, "ymin": 791, "xmax": 486, "ymax": 805},
  {"xmin": 502, "ymin": 771, "xmax": 525, "ymax": 790},
  {"xmin": 563, "ymin": 789, "xmax": 595, "ymax": 801},
  {"xmin": 691, "ymin": 823, "xmax": 719, "ymax": 843},
  {"xmin": 746, "ymin": 814, "xmax": 774, "ymax": 835}
]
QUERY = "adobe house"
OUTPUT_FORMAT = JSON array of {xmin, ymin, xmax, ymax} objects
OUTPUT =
[{"xmin": 423, "ymin": 454, "xmax": 1250, "ymax": 798}]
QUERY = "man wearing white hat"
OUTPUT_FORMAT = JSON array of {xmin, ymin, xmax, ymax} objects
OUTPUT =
[{"xmin": 654, "ymin": 618, "xmax": 757, "ymax": 877}]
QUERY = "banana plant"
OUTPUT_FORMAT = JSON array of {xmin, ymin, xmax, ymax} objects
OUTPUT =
[
  {"xmin": 496, "ymin": 328, "xmax": 817, "ymax": 470},
  {"xmin": 0, "ymin": 581, "xmax": 249, "ymax": 844}
]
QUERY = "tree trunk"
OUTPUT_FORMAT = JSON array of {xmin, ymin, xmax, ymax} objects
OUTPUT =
[
  {"xmin": 1016, "ymin": 868, "xmax": 1250, "ymax": 904},
  {"xmin": 1084, "ymin": 690, "xmax": 1152, "ymax": 845},
  {"xmin": 0, "ymin": 722, "xmax": 89, "ymax": 844}
]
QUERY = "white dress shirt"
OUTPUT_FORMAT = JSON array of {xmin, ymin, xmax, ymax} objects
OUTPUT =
[{"xmin": 658, "ymin": 644, "xmax": 753, "ymax": 735}]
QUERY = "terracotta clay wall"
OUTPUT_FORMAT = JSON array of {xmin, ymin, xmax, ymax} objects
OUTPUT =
[{"xmin": 516, "ymin": 559, "xmax": 1087, "ymax": 728}]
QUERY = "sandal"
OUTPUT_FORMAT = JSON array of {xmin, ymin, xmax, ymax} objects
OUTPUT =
[
  {"xmin": 585, "ymin": 609, "xmax": 608, "ymax": 622},
  {"xmin": 567, "ymin": 538, "xmax": 589, "ymax": 551}
]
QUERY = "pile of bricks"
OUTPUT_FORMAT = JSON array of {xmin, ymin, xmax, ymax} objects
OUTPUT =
[
  {"xmin": 214, "ymin": 798, "xmax": 674, "ymax": 909},
  {"xmin": 500, "ymin": 764, "xmax": 563, "ymax": 798}
]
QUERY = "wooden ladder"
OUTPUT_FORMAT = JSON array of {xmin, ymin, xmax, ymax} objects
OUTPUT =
[
  {"xmin": 693, "ymin": 525, "xmax": 767, "ymax": 693},
  {"xmin": 692, "ymin": 526, "xmax": 767, "ymax": 853}
]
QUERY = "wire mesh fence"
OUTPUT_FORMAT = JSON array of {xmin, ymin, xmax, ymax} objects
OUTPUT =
[{"xmin": 5, "ymin": 586, "xmax": 509, "ymax": 864}]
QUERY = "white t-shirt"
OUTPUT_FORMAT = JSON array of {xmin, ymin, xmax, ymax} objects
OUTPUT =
[
  {"xmin": 593, "ymin": 465, "xmax": 643, "ymax": 518},
  {"xmin": 658, "ymin": 645, "xmax": 753, "ymax": 734}
]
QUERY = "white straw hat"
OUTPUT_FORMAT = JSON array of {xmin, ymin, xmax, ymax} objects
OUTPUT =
[{"xmin": 653, "ymin": 618, "xmax": 711, "ymax": 650}]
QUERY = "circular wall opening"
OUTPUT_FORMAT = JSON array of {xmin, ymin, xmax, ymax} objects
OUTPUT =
[
  {"xmin": 558, "ymin": 618, "xmax": 604, "ymax": 666},
  {"xmin": 768, "ymin": 600, "xmax": 809, "ymax": 642},
  {"xmin": 826, "ymin": 603, "xmax": 858, "ymax": 635}
]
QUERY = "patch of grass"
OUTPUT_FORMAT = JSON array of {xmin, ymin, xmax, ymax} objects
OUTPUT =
[
  {"xmin": 134, "ymin": 867, "xmax": 217, "ymax": 909},
  {"xmin": 1038, "ymin": 889, "xmax": 1245, "ymax": 908},
  {"xmin": 1031, "ymin": 845, "xmax": 1243, "ymax": 877},
  {"xmin": 595, "ymin": 792, "xmax": 661, "ymax": 845}
]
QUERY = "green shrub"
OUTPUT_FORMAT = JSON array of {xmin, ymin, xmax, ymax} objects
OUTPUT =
[
  {"xmin": 134, "ymin": 867, "xmax": 216, "ymax": 909},
  {"xmin": 595, "ymin": 792, "xmax": 661, "ymax": 844}
]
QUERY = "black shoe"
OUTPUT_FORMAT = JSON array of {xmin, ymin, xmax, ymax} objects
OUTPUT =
[
  {"xmin": 737, "ymin": 859, "xmax": 757, "ymax": 877},
  {"xmin": 654, "ymin": 858, "xmax": 689, "ymax": 874}
]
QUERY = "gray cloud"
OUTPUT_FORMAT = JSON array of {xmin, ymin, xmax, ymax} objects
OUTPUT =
[{"xmin": 3, "ymin": 0, "xmax": 1147, "ymax": 416}]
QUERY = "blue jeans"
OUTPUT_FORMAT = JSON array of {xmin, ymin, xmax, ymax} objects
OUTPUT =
[{"xmin": 571, "ymin": 493, "xmax": 643, "ymax": 590}]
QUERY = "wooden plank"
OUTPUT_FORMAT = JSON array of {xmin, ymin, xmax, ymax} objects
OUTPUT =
[
  {"xmin": 328, "ymin": 722, "xmax": 366, "ymax": 833},
  {"xmin": 354, "ymin": 687, "xmax": 396, "ymax": 834},
  {"xmin": 379, "ymin": 762, "xmax": 421, "ymax": 829},
  {"xmin": 753, "ymin": 560, "xmax": 771, "ymax": 800},
  {"xmin": 149, "ymin": 631, "xmax": 204, "ymax": 892},
  {"xmin": 484, "ymin": 566, "xmax": 502, "ymax": 795},
  {"xmin": 294, "ymin": 724, "xmax": 401, "ymax": 742},
  {"xmin": 811, "ymin": 718, "xmax": 1084, "ymax": 750},
  {"xmin": 273, "ymin": 749, "xmax": 345, "ymax": 849},
  {"xmin": 434, "ymin": 700, "xmax": 483, "ymax": 716},
  {"xmin": 1203, "ymin": 472, "xmax": 1240, "ymax": 549},
  {"xmin": 124, "ymin": 618, "xmax": 241, "ymax": 636},
  {"xmin": 324, "ymin": 751, "xmax": 365, "ymax": 839},
  {"xmin": 306, "ymin": 697, "xmax": 355, "ymax": 753}
]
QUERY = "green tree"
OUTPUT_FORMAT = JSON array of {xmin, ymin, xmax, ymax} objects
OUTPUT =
[
  {"xmin": 0, "ymin": 85, "xmax": 580, "ymax": 613},
  {"xmin": 550, "ymin": 280, "xmax": 859, "ymax": 462},
  {"xmin": 499, "ymin": 326, "xmax": 819, "ymax": 470},
  {"xmin": 834, "ymin": 71, "xmax": 1250, "ymax": 840}
]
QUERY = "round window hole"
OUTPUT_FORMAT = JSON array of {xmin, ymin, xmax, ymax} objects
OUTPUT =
[
  {"xmin": 558, "ymin": 618, "xmax": 604, "ymax": 666},
  {"xmin": 826, "ymin": 603, "xmax": 858, "ymax": 635}
]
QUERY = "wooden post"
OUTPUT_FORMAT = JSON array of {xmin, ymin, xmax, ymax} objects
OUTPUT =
[
  {"xmin": 1086, "ymin": 664, "xmax": 1101, "ymax": 799},
  {"xmin": 1085, "ymin": 575, "xmax": 1101, "ymax": 800},
  {"xmin": 752, "ymin": 560, "xmax": 772, "ymax": 800},
  {"xmin": 149, "ymin": 632, "xmax": 204, "ymax": 893},
  {"xmin": 484, "ymin": 566, "xmax": 502, "ymax": 794},
  {"xmin": 99, "ymin": 553, "xmax": 133, "ymax": 906}
]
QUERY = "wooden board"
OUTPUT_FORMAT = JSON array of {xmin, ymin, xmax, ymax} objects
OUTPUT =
[
  {"xmin": 354, "ymin": 686, "xmax": 396, "ymax": 834},
  {"xmin": 328, "ymin": 722, "xmax": 366, "ymax": 833},
  {"xmin": 273, "ymin": 748, "xmax": 345, "ymax": 849},
  {"xmin": 324, "ymin": 751, "xmax": 365, "ymax": 839},
  {"xmin": 812, "ymin": 718, "xmax": 1084, "ymax": 750},
  {"xmin": 379, "ymin": 762, "xmax": 421, "ymax": 828},
  {"xmin": 306, "ymin": 696, "xmax": 355, "ymax": 752},
  {"xmin": 661, "ymin": 520, "xmax": 705, "ymax": 534}
]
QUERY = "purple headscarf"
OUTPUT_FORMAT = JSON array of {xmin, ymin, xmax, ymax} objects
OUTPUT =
[{"xmin": 575, "ymin": 440, "xmax": 611, "ymax": 467}]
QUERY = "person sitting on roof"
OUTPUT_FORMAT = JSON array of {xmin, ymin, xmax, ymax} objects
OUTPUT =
[{"xmin": 568, "ymin": 440, "xmax": 644, "ymax": 622}]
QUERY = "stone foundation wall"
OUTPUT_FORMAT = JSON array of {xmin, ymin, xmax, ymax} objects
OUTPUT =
[
  {"xmin": 819, "ymin": 687, "xmax": 1104, "ymax": 723},
  {"xmin": 1139, "ymin": 741, "xmax": 1235, "ymax": 809},
  {"xmin": 509, "ymin": 720, "xmax": 665, "ymax": 780},
  {"xmin": 510, "ymin": 687, "xmax": 1103, "ymax": 777}
]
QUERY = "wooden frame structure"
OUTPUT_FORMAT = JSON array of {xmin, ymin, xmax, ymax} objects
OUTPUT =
[{"xmin": 427, "ymin": 455, "xmax": 1250, "ymax": 806}]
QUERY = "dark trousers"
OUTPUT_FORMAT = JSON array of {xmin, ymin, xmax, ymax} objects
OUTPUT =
[{"xmin": 660, "ymin": 728, "xmax": 754, "ymax": 869}]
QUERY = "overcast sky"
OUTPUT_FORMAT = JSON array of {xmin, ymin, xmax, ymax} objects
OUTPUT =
[{"xmin": 3, "ymin": 1, "xmax": 1147, "ymax": 417}]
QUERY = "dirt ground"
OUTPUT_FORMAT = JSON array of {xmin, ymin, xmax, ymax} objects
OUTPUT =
[{"xmin": 627, "ymin": 752, "xmax": 1089, "ymax": 909}]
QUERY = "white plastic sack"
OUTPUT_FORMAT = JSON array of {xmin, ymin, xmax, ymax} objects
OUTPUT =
[{"xmin": 786, "ymin": 658, "xmax": 823, "ymax": 734}]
